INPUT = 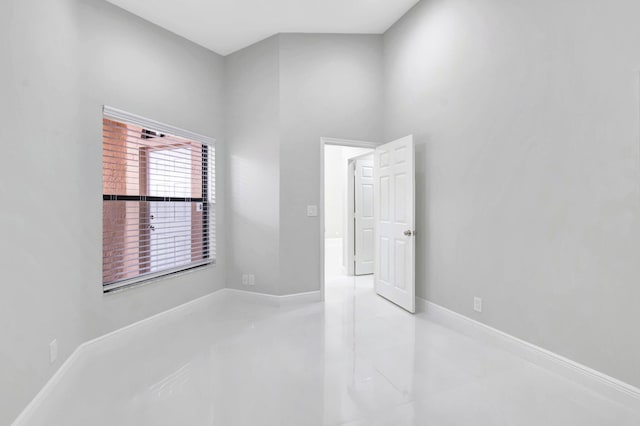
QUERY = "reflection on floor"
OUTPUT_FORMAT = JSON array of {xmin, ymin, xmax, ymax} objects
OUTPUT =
[
  {"xmin": 20, "ymin": 246, "xmax": 640, "ymax": 425},
  {"xmin": 325, "ymin": 237, "xmax": 346, "ymax": 277}
]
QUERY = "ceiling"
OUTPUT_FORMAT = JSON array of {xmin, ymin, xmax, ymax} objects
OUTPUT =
[{"xmin": 105, "ymin": 0, "xmax": 419, "ymax": 56}]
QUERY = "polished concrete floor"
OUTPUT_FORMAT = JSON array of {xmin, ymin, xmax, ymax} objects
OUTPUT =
[{"xmin": 21, "ymin": 240, "xmax": 640, "ymax": 425}]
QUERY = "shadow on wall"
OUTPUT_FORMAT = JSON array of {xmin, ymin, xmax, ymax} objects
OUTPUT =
[
  {"xmin": 228, "ymin": 154, "xmax": 280, "ymax": 293},
  {"xmin": 414, "ymin": 137, "xmax": 430, "ymax": 301}
]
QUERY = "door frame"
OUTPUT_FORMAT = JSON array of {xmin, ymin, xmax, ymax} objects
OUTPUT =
[{"xmin": 319, "ymin": 137, "xmax": 379, "ymax": 300}]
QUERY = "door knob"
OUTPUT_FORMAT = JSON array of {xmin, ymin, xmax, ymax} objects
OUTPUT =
[{"xmin": 404, "ymin": 230, "xmax": 414, "ymax": 237}]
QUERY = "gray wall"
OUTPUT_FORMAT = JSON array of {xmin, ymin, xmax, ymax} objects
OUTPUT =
[
  {"xmin": 384, "ymin": 0, "xmax": 640, "ymax": 387},
  {"xmin": 0, "ymin": 0, "xmax": 226, "ymax": 423},
  {"xmin": 225, "ymin": 36, "xmax": 281, "ymax": 295},
  {"xmin": 279, "ymin": 34, "xmax": 384, "ymax": 295},
  {"xmin": 224, "ymin": 34, "xmax": 383, "ymax": 296},
  {"xmin": 6, "ymin": 0, "xmax": 640, "ymax": 422}
]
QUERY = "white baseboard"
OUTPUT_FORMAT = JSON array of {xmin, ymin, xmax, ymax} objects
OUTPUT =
[
  {"xmin": 13, "ymin": 286, "xmax": 323, "ymax": 424},
  {"xmin": 416, "ymin": 297, "xmax": 640, "ymax": 412},
  {"xmin": 222, "ymin": 288, "xmax": 322, "ymax": 306},
  {"xmin": 12, "ymin": 348, "xmax": 84, "ymax": 426},
  {"xmin": 13, "ymin": 289, "xmax": 228, "ymax": 426},
  {"xmin": 20, "ymin": 291, "xmax": 635, "ymax": 423}
]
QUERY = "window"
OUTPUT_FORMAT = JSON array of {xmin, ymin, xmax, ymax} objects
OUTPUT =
[{"xmin": 102, "ymin": 106, "xmax": 215, "ymax": 292}]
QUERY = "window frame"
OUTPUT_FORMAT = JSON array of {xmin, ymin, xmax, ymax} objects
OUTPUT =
[{"xmin": 102, "ymin": 106, "xmax": 216, "ymax": 293}]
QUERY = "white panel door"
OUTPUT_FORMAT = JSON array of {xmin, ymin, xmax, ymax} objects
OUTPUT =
[
  {"xmin": 374, "ymin": 135, "xmax": 415, "ymax": 313},
  {"xmin": 355, "ymin": 156, "xmax": 374, "ymax": 275}
]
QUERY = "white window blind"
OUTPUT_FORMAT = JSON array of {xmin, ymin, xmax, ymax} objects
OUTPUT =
[{"xmin": 102, "ymin": 106, "xmax": 215, "ymax": 292}]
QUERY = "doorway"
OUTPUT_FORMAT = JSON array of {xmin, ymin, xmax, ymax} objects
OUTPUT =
[
  {"xmin": 319, "ymin": 138, "xmax": 378, "ymax": 298},
  {"xmin": 320, "ymin": 135, "xmax": 416, "ymax": 313}
]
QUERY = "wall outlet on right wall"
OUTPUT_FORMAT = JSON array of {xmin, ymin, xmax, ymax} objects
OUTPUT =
[{"xmin": 473, "ymin": 297, "xmax": 482, "ymax": 313}]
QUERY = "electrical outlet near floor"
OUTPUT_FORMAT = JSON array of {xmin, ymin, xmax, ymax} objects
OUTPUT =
[
  {"xmin": 473, "ymin": 297, "xmax": 482, "ymax": 313},
  {"xmin": 248, "ymin": 274, "xmax": 255, "ymax": 286},
  {"xmin": 242, "ymin": 274, "xmax": 249, "ymax": 285},
  {"xmin": 50, "ymin": 339, "xmax": 58, "ymax": 364}
]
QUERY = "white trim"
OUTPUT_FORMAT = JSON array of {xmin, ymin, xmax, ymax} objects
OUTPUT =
[
  {"xmin": 320, "ymin": 137, "xmax": 378, "ymax": 149},
  {"xmin": 11, "ymin": 349, "xmax": 84, "ymax": 426},
  {"xmin": 14, "ymin": 290, "xmax": 639, "ymax": 423},
  {"xmin": 222, "ymin": 288, "xmax": 322, "ymax": 306},
  {"xmin": 346, "ymin": 159, "xmax": 356, "ymax": 276},
  {"xmin": 319, "ymin": 137, "xmax": 379, "ymax": 301},
  {"xmin": 416, "ymin": 298, "xmax": 640, "ymax": 412},
  {"xmin": 12, "ymin": 289, "xmax": 227, "ymax": 425},
  {"xmin": 103, "ymin": 105, "xmax": 216, "ymax": 146},
  {"xmin": 103, "ymin": 259, "xmax": 214, "ymax": 293},
  {"xmin": 13, "ymin": 287, "xmax": 320, "ymax": 424}
]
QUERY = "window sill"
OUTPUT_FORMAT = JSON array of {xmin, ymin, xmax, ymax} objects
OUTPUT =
[{"xmin": 103, "ymin": 259, "xmax": 216, "ymax": 294}]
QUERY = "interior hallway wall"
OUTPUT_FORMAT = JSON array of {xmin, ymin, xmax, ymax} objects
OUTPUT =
[
  {"xmin": 324, "ymin": 145, "xmax": 374, "ymax": 273},
  {"xmin": 384, "ymin": 0, "xmax": 640, "ymax": 387},
  {"xmin": 324, "ymin": 145, "xmax": 374, "ymax": 239},
  {"xmin": 0, "ymin": 1, "xmax": 226, "ymax": 423}
]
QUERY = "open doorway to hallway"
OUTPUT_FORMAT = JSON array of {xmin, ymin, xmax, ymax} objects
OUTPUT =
[
  {"xmin": 320, "ymin": 135, "xmax": 417, "ymax": 313},
  {"xmin": 321, "ymin": 139, "xmax": 377, "ymax": 301},
  {"xmin": 321, "ymin": 138, "xmax": 378, "ymax": 287}
]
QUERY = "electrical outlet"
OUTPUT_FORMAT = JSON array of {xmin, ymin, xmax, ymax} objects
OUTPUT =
[
  {"xmin": 306, "ymin": 205, "xmax": 318, "ymax": 217},
  {"xmin": 473, "ymin": 297, "xmax": 482, "ymax": 313},
  {"xmin": 50, "ymin": 339, "xmax": 58, "ymax": 364},
  {"xmin": 242, "ymin": 274, "xmax": 248, "ymax": 285},
  {"xmin": 248, "ymin": 274, "xmax": 255, "ymax": 286}
]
